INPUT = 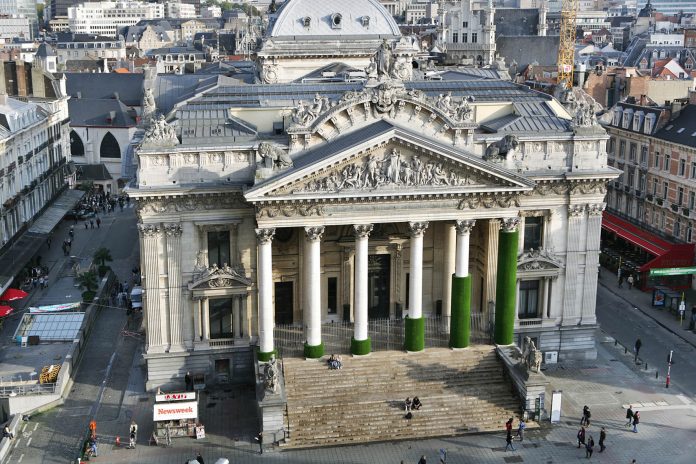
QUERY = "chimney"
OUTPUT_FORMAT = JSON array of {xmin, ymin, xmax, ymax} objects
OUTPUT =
[
  {"xmin": 113, "ymin": 92, "xmax": 120, "ymax": 100},
  {"xmin": 639, "ymin": 94, "xmax": 647, "ymax": 106},
  {"xmin": 670, "ymin": 100, "xmax": 683, "ymax": 120}
]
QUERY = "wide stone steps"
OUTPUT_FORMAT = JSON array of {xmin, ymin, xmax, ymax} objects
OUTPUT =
[{"xmin": 280, "ymin": 346, "xmax": 523, "ymax": 449}]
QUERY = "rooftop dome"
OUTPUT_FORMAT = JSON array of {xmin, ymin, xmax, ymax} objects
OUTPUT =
[{"xmin": 269, "ymin": 0, "xmax": 401, "ymax": 38}]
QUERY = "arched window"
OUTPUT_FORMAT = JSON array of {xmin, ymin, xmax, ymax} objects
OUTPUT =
[
  {"xmin": 70, "ymin": 130, "xmax": 85, "ymax": 156},
  {"xmin": 100, "ymin": 132, "xmax": 121, "ymax": 159}
]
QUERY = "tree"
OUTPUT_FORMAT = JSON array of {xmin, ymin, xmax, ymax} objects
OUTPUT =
[
  {"xmin": 76, "ymin": 271, "xmax": 99, "ymax": 293},
  {"xmin": 93, "ymin": 247, "xmax": 113, "ymax": 267}
]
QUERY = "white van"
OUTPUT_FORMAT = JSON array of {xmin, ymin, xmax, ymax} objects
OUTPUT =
[{"xmin": 130, "ymin": 286, "xmax": 143, "ymax": 310}]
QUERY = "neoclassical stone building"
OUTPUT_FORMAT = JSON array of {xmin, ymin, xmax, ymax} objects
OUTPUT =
[{"xmin": 131, "ymin": 0, "xmax": 617, "ymax": 389}]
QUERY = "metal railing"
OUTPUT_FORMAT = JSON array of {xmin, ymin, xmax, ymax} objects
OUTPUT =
[
  {"xmin": 0, "ymin": 382, "xmax": 57, "ymax": 398},
  {"xmin": 274, "ymin": 313, "xmax": 490, "ymax": 358}
]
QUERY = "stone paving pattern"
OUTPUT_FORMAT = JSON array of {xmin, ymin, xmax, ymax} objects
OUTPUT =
[{"xmin": 3, "ymin": 207, "xmax": 696, "ymax": 463}]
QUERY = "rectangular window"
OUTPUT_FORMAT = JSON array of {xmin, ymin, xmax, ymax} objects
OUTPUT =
[
  {"xmin": 678, "ymin": 187, "xmax": 684, "ymax": 205},
  {"xmin": 462, "ymin": 21, "xmax": 468, "ymax": 28},
  {"xmin": 652, "ymin": 178, "xmax": 658, "ymax": 195},
  {"xmin": 639, "ymin": 174, "xmax": 646, "ymax": 191},
  {"xmin": 627, "ymin": 170, "xmax": 634, "ymax": 188},
  {"xmin": 471, "ymin": 32, "xmax": 478, "ymax": 43},
  {"xmin": 640, "ymin": 145, "xmax": 648, "ymax": 164},
  {"xmin": 518, "ymin": 280, "xmax": 539, "ymax": 319},
  {"xmin": 462, "ymin": 33, "xmax": 468, "ymax": 43},
  {"xmin": 690, "ymin": 191, "xmax": 695, "ymax": 209},
  {"xmin": 688, "ymin": 224, "xmax": 693, "ymax": 242},
  {"xmin": 619, "ymin": 141, "xmax": 626, "ymax": 158},
  {"xmin": 452, "ymin": 32, "xmax": 458, "ymax": 43},
  {"xmin": 674, "ymin": 218, "xmax": 682, "ymax": 237},
  {"xmin": 209, "ymin": 298, "xmax": 233, "ymax": 339},
  {"xmin": 629, "ymin": 143, "xmax": 636, "ymax": 161},
  {"xmin": 327, "ymin": 277, "xmax": 338, "ymax": 314},
  {"xmin": 664, "ymin": 154, "xmax": 670, "ymax": 171},
  {"xmin": 663, "ymin": 182, "xmax": 669, "ymax": 199},
  {"xmin": 608, "ymin": 138, "xmax": 615, "ymax": 154},
  {"xmin": 679, "ymin": 159, "xmax": 686, "ymax": 176},
  {"xmin": 207, "ymin": 231, "xmax": 230, "ymax": 267},
  {"xmin": 692, "ymin": 162, "xmax": 696, "ymax": 178},
  {"xmin": 523, "ymin": 216, "xmax": 543, "ymax": 251},
  {"xmin": 655, "ymin": 152, "xmax": 660, "ymax": 168}
]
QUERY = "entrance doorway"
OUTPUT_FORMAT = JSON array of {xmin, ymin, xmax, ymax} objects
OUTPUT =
[
  {"xmin": 368, "ymin": 254, "xmax": 390, "ymax": 319},
  {"xmin": 274, "ymin": 282, "xmax": 293, "ymax": 324}
]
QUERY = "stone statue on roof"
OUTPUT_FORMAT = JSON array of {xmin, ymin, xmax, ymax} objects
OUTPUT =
[
  {"xmin": 142, "ymin": 114, "xmax": 179, "ymax": 148},
  {"xmin": 375, "ymin": 39, "xmax": 394, "ymax": 79},
  {"xmin": 143, "ymin": 87, "xmax": 156, "ymax": 122}
]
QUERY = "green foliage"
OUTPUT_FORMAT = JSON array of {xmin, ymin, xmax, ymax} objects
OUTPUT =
[
  {"xmin": 76, "ymin": 270, "xmax": 99, "ymax": 293},
  {"xmin": 204, "ymin": 0, "xmax": 261, "ymax": 16},
  {"xmin": 97, "ymin": 265, "xmax": 110, "ymax": 278},
  {"xmin": 93, "ymin": 247, "xmax": 113, "ymax": 266}
]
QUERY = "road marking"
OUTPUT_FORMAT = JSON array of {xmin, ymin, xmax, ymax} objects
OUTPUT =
[
  {"xmin": 21, "ymin": 424, "xmax": 26, "ymax": 433},
  {"xmin": 33, "ymin": 423, "xmax": 38, "ymax": 431},
  {"xmin": 26, "ymin": 437, "xmax": 32, "ymax": 447},
  {"xmin": 14, "ymin": 439, "xmax": 20, "ymax": 447},
  {"xmin": 676, "ymin": 394, "xmax": 692, "ymax": 404},
  {"xmin": 17, "ymin": 454, "xmax": 24, "ymax": 463}
]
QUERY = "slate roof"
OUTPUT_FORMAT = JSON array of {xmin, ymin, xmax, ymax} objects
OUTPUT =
[
  {"xmin": 68, "ymin": 98, "xmax": 137, "ymax": 127},
  {"xmin": 494, "ymin": 8, "xmax": 540, "ymax": 36},
  {"xmin": 35, "ymin": 43, "xmax": 56, "ymax": 57},
  {"xmin": 77, "ymin": 164, "xmax": 113, "ymax": 181},
  {"xmin": 654, "ymin": 105, "xmax": 696, "ymax": 147},
  {"xmin": 120, "ymin": 24, "xmax": 173, "ymax": 43},
  {"xmin": 65, "ymin": 73, "xmax": 144, "ymax": 107},
  {"xmin": 497, "ymin": 35, "xmax": 560, "ymax": 68}
]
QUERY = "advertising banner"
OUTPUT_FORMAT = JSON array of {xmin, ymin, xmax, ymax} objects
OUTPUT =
[
  {"xmin": 155, "ymin": 391, "xmax": 197, "ymax": 402},
  {"xmin": 153, "ymin": 401, "xmax": 198, "ymax": 421}
]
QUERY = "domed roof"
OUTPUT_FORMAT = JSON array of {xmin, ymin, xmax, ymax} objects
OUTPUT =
[{"xmin": 269, "ymin": 0, "xmax": 401, "ymax": 38}]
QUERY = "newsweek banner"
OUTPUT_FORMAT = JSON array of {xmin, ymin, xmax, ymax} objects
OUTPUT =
[
  {"xmin": 153, "ymin": 401, "xmax": 198, "ymax": 421},
  {"xmin": 156, "ymin": 391, "xmax": 196, "ymax": 402}
]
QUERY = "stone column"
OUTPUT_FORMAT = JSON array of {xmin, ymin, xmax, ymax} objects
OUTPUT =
[
  {"xmin": 164, "ymin": 223, "xmax": 184, "ymax": 351},
  {"xmin": 484, "ymin": 219, "xmax": 500, "ymax": 312},
  {"xmin": 442, "ymin": 224, "xmax": 456, "ymax": 331},
  {"xmin": 193, "ymin": 297, "xmax": 202, "ymax": 342},
  {"xmin": 562, "ymin": 205, "xmax": 585, "ymax": 325},
  {"xmin": 406, "ymin": 221, "xmax": 428, "ymax": 352},
  {"xmin": 451, "ymin": 219, "xmax": 475, "ymax": 348},
  {"xmin": 582, "ymin": 203, "xmax": 604, "ymax": 324},
  {"xmin": 304, "ymin": 226, "xmax": 325, "ymax": 359},
  {"xmin": 240, "ymin": 294, "xmax": 248, "ymax": 339},
  {"xmin": 494, "ymin": 218, "xmax": 520, "ymax": 345},
  {"xmin": 352, "ymin": 224, "xmax": 373, "ymax": 356},
  {"xmin": 230, "ymin": 223, "xmax": 239, "ymax": 268},
  {"xmin": 139, "ymin": 224, "xmax": 164, "ymax": 351},
  {"xmin": 256, "ymin": 228, "xmax": 276, "ymax": 361},
  {"xmin": 541, "ymin": 277, "xmax": 550, "ymax": 320},
  {"xmin": 202, "ymin": 298, "xmax": 210, "ymax": 341}
]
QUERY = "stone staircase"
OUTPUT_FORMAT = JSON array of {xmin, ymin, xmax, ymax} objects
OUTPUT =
[{"xmin": 281, "ymin": 346, "xmax": 524, "ymax": 449}]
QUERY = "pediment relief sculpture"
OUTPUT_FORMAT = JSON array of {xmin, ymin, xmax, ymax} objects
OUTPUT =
[
  {"xmin": 142, "ymin": 114, "xmax": 179, "ymax": 148},
  {"xmin": 517, "ymin": 248, "xmax": 564, "ymax": 273},
  {"xmin": 258, "ymin": 142, "xmax": 293, "ymax": 170},
  {"xmin": 190, "ymin": 262, "xmax": 252, "ymax": 289},
  {"xmin": 274, "ymin": 147, "xmax": 493, "ymax": 195}
]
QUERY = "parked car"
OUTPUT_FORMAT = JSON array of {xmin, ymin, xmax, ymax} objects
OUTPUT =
[{"xmin": 130, "ymin": 286, "xmax": 143, "ymax": 310}]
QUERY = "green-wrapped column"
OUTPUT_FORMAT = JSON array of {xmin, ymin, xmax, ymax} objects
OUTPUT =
[
  {"xmin": 405, "ymin": 316, "xmax": 425, "ymax": 351},
  {"xmin": 304, "ymin": 342, "xmax": 324, "ymax": 359},
  {"xmin": 494, "ymin": 225, "xmax": 519, "ymax": 345},
  {"xmin": 449, "ymin": 274, "xmax": 471, "ymax": 348}
]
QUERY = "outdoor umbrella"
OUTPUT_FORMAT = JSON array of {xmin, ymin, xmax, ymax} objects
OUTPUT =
[
  {"xmin": 1, "ymin": 288, "xmax": 28, "ymax": 301},
  {"xmin": 0, "ymin": 305, "xmax": 14, "ymax": 318}
]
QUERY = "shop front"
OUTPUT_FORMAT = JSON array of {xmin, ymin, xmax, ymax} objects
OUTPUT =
[{"xmin": 153, "ymin": 391, "xmax": 202, "ymax": 439}]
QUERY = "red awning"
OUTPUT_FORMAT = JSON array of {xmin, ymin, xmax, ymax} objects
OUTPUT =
[
  {"xmin": 639, "ymin": 244, "xmax": 695, "ymax": 272},
  {"xmin": 0, "ymin": 305, "xmax": 13, "ymax": 318},
  {"xmin": 601, "ymin": 212, "xmax": 672, "ymax": 257},
  {"xmin": 0, "ymin": 288, "xmax": 28, "ymax": 301}
]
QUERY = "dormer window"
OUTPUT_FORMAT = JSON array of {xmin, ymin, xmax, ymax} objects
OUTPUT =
[
  {"xmin": 622, "ymin": 109, "xmax": 633, "ymax": 129},
  {"xmin": 331, "ymin": 13, "xmax": 342, "ymax": 29},
  {"xmin": 361, "ymin": 16, "xmax": 370, "ymax": 28},
  {"xmin": 644, "ymin": 113, "xmax": 656, "ymax": 134},
  {"xmin": 613, "ymin": 107, "xmax": 622, "ymax": 126},
  {"xmin": 303, "ymin": 16, "xmax": 311, "ymax": 28},
  {"xmin": 633, "ymin": 111, "xmax": 644, "ymax": 131}
]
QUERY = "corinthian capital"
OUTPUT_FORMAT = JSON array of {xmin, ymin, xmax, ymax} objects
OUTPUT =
[
  {"xmin": 455, "ymin": 219, "xmax": 476, "ymax": 235},
  {"xmin": 568, "ymin": 204, "xmax": 586, "ymax": 217},
  {"xmin": 353, "ymin": 224, "xmax": 373, "ymax": 239},
  {"xmin": 408, "ymin": 221, "xmax": 429, "ymax": 237},
  {"xmin": 255, "ymin": 228, "xmax": 276, "ymax": 244},
  {"xmin": 500, "ymin": 217, "xmax": 520, "ymax": 233},
  {"xmin": 587, "ymin": 203, "xmax": 606, "ymax": 216},
  {"xmin": 163, "ymin": 223, "xmax": 183, "ymax": 236},
  {"xmin": 138, "ymin": 223, "xmax": 161, "ymax": 237},
  {"xmin": 304, "ymin": 226, "xmax": 325, "ymax": 242}
]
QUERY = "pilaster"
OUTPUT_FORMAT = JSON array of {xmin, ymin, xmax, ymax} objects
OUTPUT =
[
  {"xmin": 494, "ymin": 217, "xmax": 519, "ymax": 345},
  {"xmin": 139, "ymin": 223, "xmax": 165, "ymax": 352},
  {"xmin": 581, "ymin": 203, "xmax": 604, "ymax": 324},
  {"xmin": 164, "ymin": 223, "xmax": 184, "ymax": 351},
  {"xmin": 562, "ymin": 205, "xmax": 586, "ymax": 325}
]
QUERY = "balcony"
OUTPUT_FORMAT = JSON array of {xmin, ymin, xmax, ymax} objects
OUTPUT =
[
  {"xmin": 656, "ymin": 198, "xmax": 664, "ymax": 206},
  {"xmin": 518, "ymin": 318, "xmax": 542, "ymax": 328},
  {"xmin": 623, "ymin": 185, "xmax": 630, "ymax": 193},
  {"xmin": 635, "ymin": 189, "xmax": 643, "ymax": 198},
  {"xmin": 646, "ymin": 194, "xmax": 653, "ymax": 202},
  {"xmin": 683, "ymin": 207, "xmax": 690, "ymax": 216},
  {"xmin": 671, "ymin": 204, "xmax": 679, "ymax": 213}
]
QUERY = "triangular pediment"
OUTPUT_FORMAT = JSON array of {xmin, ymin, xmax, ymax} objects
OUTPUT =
[
  {"xmin": 246, "ymin": 121, "xmax": 534, "ymax": 202},
  {"xmin": 188, "ymin": 264, "xmax": 252, "ymax": 290},
  {"xmin": 517, "ymin": 249, "xmax": 564, "ymax": 277}
]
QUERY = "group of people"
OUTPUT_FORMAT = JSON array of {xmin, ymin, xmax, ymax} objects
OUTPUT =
[
  {"xmin": 404, "ymin": 396, "xmax": 423, "ymax": 418},
  {"xmin": 23, "ymin": 265, "xmax": 50, "ymax": 290},
  {"xmin": 575, "ymin": 403, "xmax": 638, "ymax": 459},
  {"xmin": 617, "ymin": 269, "xmax": 636, "ymax": 289},
  {"xmin": 327, "ymin": 354, "xmax": 343, "ymax": 370},
  {"xmin": 504, "ymin": 417, "xmax": 526, "ymax": 451},
  {"xmin": 626, "ymin": 404, "xmax": 640, "ymax": 433}
]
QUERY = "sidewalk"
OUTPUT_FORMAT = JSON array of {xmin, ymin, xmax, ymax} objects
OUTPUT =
[{"xmin": 597, "ymin": 266, "xmax": 696, "ymax": 350}]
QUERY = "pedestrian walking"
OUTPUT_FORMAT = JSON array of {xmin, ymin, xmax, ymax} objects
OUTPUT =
[
  {"xmin": 585, "ymin": 436, "xmax": 594, "ymax": 458},
  {"xmin": 577, "ymin": 426, "xmax": 586, "ymax": 448},
  {"xmin": 632, "ymin": 411, "xmax": 640, "ymax": 433},
  {"xmin": 39, "ymin": 276, "xmax": 45, "ymax": 289},
  {"xmin": 96, "ymin": 217, "xmax": 101, "ymax": 228},
  {"xmin": 515, "ymin": 418, "xmax": 525, "ymax": 441},
  {"xmin": 43, "ymin": 276, "xmax": 48, "ymax": 288},
  {"xmin": 69, "ymin": 226, "xmax": 74, "ymax": 239},
  {"xmin": 255, "ymin": 432, "xmax": 263, "ymax": 454},
  {"xmin": 690, "ymin": 305, "xmax": 696, "ymax": 331},
  {"xmin": 599, "ymin": 427, "xmax": 606, "ymax": 452},
  {"xmin": 47, "ymin": 237, "xmax": 51, "ymax": 249},
  {"xmin": 634, "ymin": 338, "xmax": 642, "ymax": 363},
  {"xmin": 618, "ymin": 270, "xmax": 624, "ymax": 288},
  {"xmin": 581, "ymin": 405, "xmax": 591, "ymax": 427},
  {"xmin": 196, "ymin": 452, "xmax": 205, "ymax": 464},
  {"xmin": 85, "ymin": 221, "xmax": 89, "ymax": 229},
  {"xmin": 418, "ymin": 455, "xmax": 427, "ymax": 464},
  {"xmin": 90, "ymin": 219, "xmax": 94, "ymax": 229},
  {"xmin": 505, "ymin": 417, "xmax": 513, "ymax": 434},
  {"xmin": 505, "ymin": 430, "xmax": 515, "ymax": 451},
  {"xmin": 627, "ymin": 274, "xmax": 634, "ymax": 289},
  {"xmin": 625, "ymin": 405, "xmax": 634, "ymax": 426}
]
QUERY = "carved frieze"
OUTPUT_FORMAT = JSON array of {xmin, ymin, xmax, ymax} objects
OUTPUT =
[
  {"xmin": 137, "ymin": 194, "xmax": 248, "ymax": 216},
  {"xmin": 457, "ymin": 194, "xmax": 521, "ymax": 210},
  {"xmin": 256, "ymin": 204, "xmax": 325, "ymax": 218},
  {"xmin": 277, "ymin": 146, "xmax": 490, "ymax": 195}
]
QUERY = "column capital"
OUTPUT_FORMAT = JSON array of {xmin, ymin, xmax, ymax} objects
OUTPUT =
[
  {"xmin": 587, "ymin": 203, "xmax": 606, "ymax": 216},
  {"xmin": 255, "ymin": 228, "xmax": 276, "ymax": 244},
  {"xmin": 568, "ymin": 204, "xmax": 586, "ymax": 217},
  {"xmin": 408, "ymin": 221, "xmax": 429, "ymax": 237},
  {"xmin": 304, "ymin": 226, "xmax": 325, "ymax": 242},
  {"xmin": 138, "ymin": 223, "xmax": 161, "ymax": 237},
  {"xmin": 500, "ymin": 217, "xmax": 520, "ymax": 233},
  {"xmin": 163, "ymin": 223, "xmax": 183, "ymax": 236},
  {"xmin": 353, "ymin": 224, "xmax": 373, "ymax": 239},
  {"xmin": 455, "ymin": 219, "xmax": 476, "ymax": 234}
]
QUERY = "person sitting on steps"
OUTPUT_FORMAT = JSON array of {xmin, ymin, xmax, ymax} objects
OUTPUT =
[
  {"xmin": 404, "ymin": 397, "xmax": 412, "ymax": 412},
  {"xmin": 412, "ymin": 396, "xmax": 422, "ymax": 410},
  {"xmin": 328, "ymin": 354, "xmax": 342, "ymax": 370}
]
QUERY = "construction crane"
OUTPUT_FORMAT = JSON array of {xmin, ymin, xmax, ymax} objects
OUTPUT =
[{"xmin": 556, "ymin": 0, "xmax": 578, "ymax": 88}]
